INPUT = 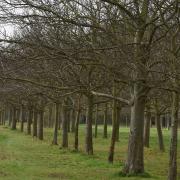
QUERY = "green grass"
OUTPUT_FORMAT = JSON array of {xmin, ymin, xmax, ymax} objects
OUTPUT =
[{"xmin": 0, "ymin": 125, "xmax": 179, "ymax": 180}]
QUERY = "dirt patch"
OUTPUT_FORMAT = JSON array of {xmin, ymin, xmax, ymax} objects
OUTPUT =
[
  {"xmin": 0, "ymin": 154, "xmax": 9, "ymax": 160},
  {"xmin": 0, "ymin": 171, "xmax": 8, "ymax": 177}
]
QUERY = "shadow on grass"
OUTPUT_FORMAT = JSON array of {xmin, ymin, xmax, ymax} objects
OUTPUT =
[{"xmin": 111, "ymin": 171, "xmax": 157, "ymax": 179}]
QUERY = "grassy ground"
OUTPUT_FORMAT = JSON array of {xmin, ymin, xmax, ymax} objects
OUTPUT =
[{"xmin": 0, "ymin": 125, "xmax": 179, "ymax": 180}]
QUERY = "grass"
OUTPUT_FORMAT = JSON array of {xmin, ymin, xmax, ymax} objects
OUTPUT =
[{"xmin": 0, "ymin": 125, "xmax": 179, "ymax": 180}]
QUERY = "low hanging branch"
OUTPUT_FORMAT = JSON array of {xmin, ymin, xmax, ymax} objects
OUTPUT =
[{"xmin": 91, "ymin": 91, "xmax": 130, "ymax": 105}]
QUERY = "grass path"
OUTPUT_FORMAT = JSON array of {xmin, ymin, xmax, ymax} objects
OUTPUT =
[{"xmin": 0, "ymin": 126, "xmax": 179, "ymax": 180}]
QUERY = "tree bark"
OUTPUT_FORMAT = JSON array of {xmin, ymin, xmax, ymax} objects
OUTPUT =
[
  {"xmin": 20, "ymin": 106, "xmax": 26, "ymax": 132},
  {"xmin": 103, "ymin": 103, "xmax": 108, "ymax": 138},
  {"xmin": 144, "ymin": 108, "xmax": 151, "ymax": 148},
  {"xmin": 74, "ymin": 98, "xmax": 81, "ymax": 151},
  {"xmin": 94, "ymin": 104, "xmax": 98, "ymax": 138},
  {"xmin": 108, "ymin": 86, "xmax": 117, "ymax": 163},
  {"xmin": 71, "ymin": 108, "xmax": 75, "ymax": 133},
  {"xmin": 115, "ymin": 105, "xmax": 121, "ymax": 142},
  {"xmin": 11, "ymin": 107, "xmax": 17, "ymax": 130},
  {"xmin": 27, "ymin": 108, "xmax": 33, "ymax": 135},
  {"xmin": 168, "ymin": 91, "xmax": 179, "ymax": 180},
  {"xmin": 8, "ymin": 108, "xmax": 13, "ymax": 127},
  {"xmin": 85, "ymin": 94, "xmax": 94, "ymax": 155},
  {"xmin": 48, "ymin": 106, "xmax": 53, "ymax": 128},
  {"xmin": 156, "ymin": 113, "xmax": 165, "ymax": 152},
  {"xmin": 67, "ymin": 110, "xmax": 71, "ymax": 133},
  {"xmin": 33, "ymin": 110, "xmax": 38, "ymax": 137},
  {"xmin": 52, "ymin": 103, "xmax": 59, "ymax": 145},
  {"xmin": 61, "ymin": 101, "xmax": 69, "ymax": 148},
  {"xmin": 16, "ymin": 108, "xmax": 20, "ymax": 123},
  {"xmin": 123, "ymin": 82, "xmax": 146, "ymax": 174},
  {"xmin": 38, "ymin": 110, "xmax": 44, "ymax": 140}
]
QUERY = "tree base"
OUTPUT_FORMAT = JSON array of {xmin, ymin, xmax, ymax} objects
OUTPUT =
[{"xmin": 119, "ymin": 171, "xmax": 151, "ymax": 178}]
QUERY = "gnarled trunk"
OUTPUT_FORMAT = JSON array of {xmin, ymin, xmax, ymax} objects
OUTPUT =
[
  {"xmin": 168, "ymin": 91, "xmax": 179, "ymax": 180},
  {"xmin": 85, "ymin": 94, "xmax": 93, "ymax": 155}
]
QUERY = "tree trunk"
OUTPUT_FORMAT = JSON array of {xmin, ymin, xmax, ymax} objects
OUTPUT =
[
  {"xmin": 0, "ymin": 111, "xmax": 2, "ymax": 125},
  {"xmin": 20, "ymin": 106, "xmax": 26, "ymax": 132},
  {"xmin": 67, "ymin": 111, "xmax": 71, "ymax": 133},
  {"xmin": 48, "ymin": 106, "xmax": 53, "ymax": 128},
  {"xmin": 38, "ymin": 110, "xmax": 44, "ymax": 140},
  {"xmin": 27, "ymin": 108, "xmax": 33, "ymax": 135},
  {"xmin": 116, "ymin": 105, "xmax": 121, "ymax": 142},
  {"xmin": 8, "ymin": 108, "xmax": 13, "ymax": 127},
  {"xmin": 33, "ymin": 110, "xmax": 38, "ymax": 137},
  {"xmin": 168, "ymin": 91, "xmax": 179, "ymax": 180},
  {"xmin": 71, "ymin": 109, "xmax": 75, "ymax": 133},
  {"xmin": 16, "ymin": 108, "xmax": 20, "ymax": 122},
  {"xmin": 52, "ymin": 103, "xmax": 59, "ymax": 145},
  {"xmin": 103, "ymin": 103, "xmax": 108, "ymax": 138},
  {"xmin": 58, "ymin": 109, "xmax": 61, "ymax": 130},
  {"xmin": 156, "ymin": 113, "xmax": 165, "ymax": 152},
  {"xmin": 61, "ymin": 101, "xmax": 69, "ymax": 148},
  {"xmin": 123, "ymin": 82, "xmax": 146, "ymax": 174},
  {"xmin": 144, "ymin": 108, "xmax": 151, "ymax": 148},
  {"xmin": 74, "ymin": 98, "xmax": 81, "ymax": 151},
  {"xmin": 94, "ymin": 104, "xmax": 98, "ymax": 138},
  {"xmin": 1, "ymin": 111, "xmax": 5, "ymax": 125},
  {"xmin": 11, "ymin": 107, "xmax": 17, "ymax": 130},
  {"xmin": 85, "ymin": 94, "xmax": 93, "ymax": 155},
  {"xmin": 108, "ymin": 86, "xmax": 117, "ymax": 163}
]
